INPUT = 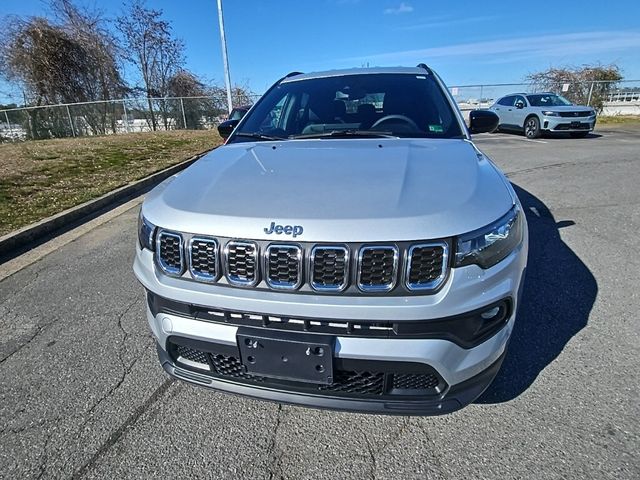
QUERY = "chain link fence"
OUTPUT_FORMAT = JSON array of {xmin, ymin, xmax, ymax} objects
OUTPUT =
[
  {"xmin": 0, "ymin": 94, "xmax": 262, "ymax": 142},
  {"xmin": 2, "ymin": 80, "xmax": 639, "ymax": 142}
]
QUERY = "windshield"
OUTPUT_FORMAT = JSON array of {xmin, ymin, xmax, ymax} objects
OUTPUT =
[
  {"xmin": 526, "ymin": 94, "xmax": 572, "ymax": 107},
  {"xmin": 229, "ymin": 73, "xmax": 463, "ymax": 142}
]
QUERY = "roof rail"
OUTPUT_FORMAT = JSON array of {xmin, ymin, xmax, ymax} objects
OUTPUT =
[
  {"xmin": 285, "ymin": 71, "xmax": 303, "ymax": 78},
  {"xmin": 416, "ymin": 63, "xmax": 433, "ymax": 74}
]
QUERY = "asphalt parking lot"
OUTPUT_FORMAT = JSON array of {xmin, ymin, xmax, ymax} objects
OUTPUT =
[{"xmin": 1, "ymin": 125, "xmax": 639, "ymax": 479}]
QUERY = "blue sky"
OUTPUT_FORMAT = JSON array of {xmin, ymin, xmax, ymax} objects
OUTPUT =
[{"xmin": 1, "ymin": 0, "xmax": 640, "ymax": 102}]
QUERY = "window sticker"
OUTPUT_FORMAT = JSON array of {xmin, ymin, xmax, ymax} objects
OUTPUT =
[{"xmin": 428, "ymin": 124, "xmax": 444, "ymax": 133}]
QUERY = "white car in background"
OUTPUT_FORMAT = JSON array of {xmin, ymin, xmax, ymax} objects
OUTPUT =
[{"xmin": 490, "ymin": 93, "xmax": 596, "ymax": 139}]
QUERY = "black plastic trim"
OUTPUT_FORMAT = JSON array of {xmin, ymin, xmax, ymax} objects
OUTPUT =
[{"xmin": 147, "ymin": 291, "xmax": 512, "ymax": 349}]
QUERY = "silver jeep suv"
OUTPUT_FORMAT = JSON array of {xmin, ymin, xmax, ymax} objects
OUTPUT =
[{"xmin": 133, "ymin": 65, "xmax": 528, "ymax": 415}]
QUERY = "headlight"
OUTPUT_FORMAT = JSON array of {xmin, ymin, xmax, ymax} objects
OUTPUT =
[
  {"xmin": 138, "ymin": 210, "xmax": 156, "ymax": 250},
  {"xmin": 455, "ymin": 206, "xmax": 524, "ymax": 269},
  {"xmin": 542, "ymin": 111, "xmax": 559, "ymax": 116}
]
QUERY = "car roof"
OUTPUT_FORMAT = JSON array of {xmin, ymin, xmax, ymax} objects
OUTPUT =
[{"xmin": 281, "ymin": 67, "xmax": 430, "ymax": 83}]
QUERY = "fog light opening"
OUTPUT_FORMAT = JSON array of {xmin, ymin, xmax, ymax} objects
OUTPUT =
[{"xmin": 480, "ymin": 306, "xmax": 501, "ymax": 320}]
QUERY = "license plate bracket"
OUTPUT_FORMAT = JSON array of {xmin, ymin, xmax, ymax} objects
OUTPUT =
[{"xmin": 237, "ymin": 328, "xmax": 334, "ymax": 384}]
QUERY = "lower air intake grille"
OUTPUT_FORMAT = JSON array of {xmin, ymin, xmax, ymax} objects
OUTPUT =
[
  {"xmin": 265, "ymin": 245, "xmax": 302, "ymax": 289},
  {"xmin": 358, "ymin": 246, "xmax": 398, "ymax": 292},
  {"xmin": 320, "ymin": 371, "xmax": 385, "ymax": 394},
  {"xmin": 311, "ymin": 246, "xmax": 349, "ymax": 291},
  {"xmin": 225, "ymin": 241, "xmax": 258, "ymax": 286},
  {"xmin": 157, "ymin": 231, "xmax": 183, "ymax": 275},
  {"xmin": 167, "ymin": 339, "xmax": 446, "ymax": 397},
  {"xmin": 406, "ymin": 243, "xmax": 447, "ymax": 291},
  {"xmin": 176, "ymin": 345, "xmax": 209, "ymax": 366},
  {"xmin": 393, "ymin": 373, "xmax": 441, "ymax": 390}
]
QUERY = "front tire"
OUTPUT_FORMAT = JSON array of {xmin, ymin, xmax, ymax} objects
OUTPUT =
[
  {"xmin": 570, "ymin": 131, "xmax": 589, "ymax": 138},
  {"xmin": 524, "ymin": 116, "xmax": 541, "ymax": 139}
]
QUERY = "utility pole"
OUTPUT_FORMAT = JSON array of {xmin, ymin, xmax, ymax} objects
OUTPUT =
[{"xmin": 216, "ymin": 0, "xmax": 233, "ymax": 114}]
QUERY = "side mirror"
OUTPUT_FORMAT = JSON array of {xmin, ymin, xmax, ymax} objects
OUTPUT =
[
  {"xmin": 515, "ymin": 101, "xmax": 525, "ymax": 109},
  {"xmin": 217, "ymin": 119, "xmax": 240, "ymax": 139},
  {"xmin": 469, "ymin": 110, "xmax": 499, "ymax": 134}
]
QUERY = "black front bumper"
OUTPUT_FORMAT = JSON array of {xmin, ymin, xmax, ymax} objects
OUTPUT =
[{"xmin": 157, "ymin": 343, "xmax": 506, "ymax": 416}]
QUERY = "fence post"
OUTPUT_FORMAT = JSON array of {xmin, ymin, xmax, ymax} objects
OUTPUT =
[
  {"xmin": 66, "ymin": 105, "xmax": 76, "ymax": 137},
  {"xmin": 586, "ymin": 82, "xmax": 595, "ymax": 107},
  {"xmin": 180, "ymin": 98, "xmax": 187, "ymax": 129},
  {"xmin": 480, "ymin": 85, "xmax": 484, "ymax": 107},
  {"xmin": 3, "ymin": 111, "xmax": 12, "ymax": 140},
  {"xmin": 122, "ymin": 99, "xmax": 130, "ymax": 133}
]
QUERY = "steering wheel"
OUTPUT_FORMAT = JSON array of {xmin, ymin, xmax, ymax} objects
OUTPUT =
[{"xmin": 371, "ymin": 114, "xmax": 419, "ymax": 131}]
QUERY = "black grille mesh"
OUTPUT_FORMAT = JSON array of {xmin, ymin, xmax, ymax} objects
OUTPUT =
[
  {"xmin": 408, "ymin": 246, "xmax": 445, "ymax": 287},
  {"xmin": 158, "ymin": 232, "xmax": 182, "ymax": 272},
  {"xmin": 359, "ymin": 247, "xmax": 396, "ymax": 288},
  {"xmin": 190, "ymin": 239, "xmax": 218, "ymax": 279},
  {"xmin": 176, "ymin": 345, "xmax": 208, "ymax": 365},
  {"xmin": 312, "ymin": 247, "xmax": 348, "ymax": 289},
  {"xmin": 226, "ymin": 242, "xmax": 257, "ymax": 283},
  {"xmin": 558, "ymin": 111, "xmax": 592, "ymax": 117},
  {"xmin": 169, "ymin": 342, "xmax": 399, "ymax": 396},
  {"xmin": 393, "ymin": 373, "xmax": 440, "ymax": 390},
  {"xmin": 267, "ymin": 246, "xmax": 301, "ymax": 286},
  {"xmin": 320, "ymin": 371, "xmax": 384, "ymax": 394}
]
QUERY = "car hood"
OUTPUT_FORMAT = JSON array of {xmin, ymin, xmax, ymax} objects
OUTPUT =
[{"xmin": 143, "ymin": 138, "xmax": 514, "ymax": 242}]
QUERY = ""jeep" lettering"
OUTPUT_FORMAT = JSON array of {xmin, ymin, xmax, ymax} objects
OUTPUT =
[{"xmin": 263, "ymin": 222, "xmax": 303, "ymax": 238}]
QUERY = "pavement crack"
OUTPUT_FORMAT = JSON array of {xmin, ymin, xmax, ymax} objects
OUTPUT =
[
  {"xmin": 71, "ymin": 378, "xmax": 175, "ymax": 479},
  {"xmin": 0, "ymin": 317, "xmax": 46, "ymax": 365},
  {"xmin": 79, "ymin": 298, "xmax": 142, "ymax": 427},
  {"xmin": 416, "ymin": 421, "xmax": 446, "ymax": 476},
  {"xmin": 266, "ymin": 404, "xmax": 284, "ymax": 480},
  {"xmin": 362, "ymin": 417, "xmax": 411, "ymax": 479}
]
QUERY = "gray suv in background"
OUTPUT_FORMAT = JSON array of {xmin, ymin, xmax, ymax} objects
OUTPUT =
[
  {"xmin": 134, "ymin": 65, "xmax": 528, "ymax": 415},
  {"xmin": 490, "ymin": 93, "xmax": 596, "ymax": 138}
]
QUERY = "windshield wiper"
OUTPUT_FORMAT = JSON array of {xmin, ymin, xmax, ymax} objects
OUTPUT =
[
  {"xmin": 290, "ymin": 130, "xmax": 398, "ymax": 139},
  {"xmin": 234, "ymin": 132, "xmax": 287, "ymax": 141}
]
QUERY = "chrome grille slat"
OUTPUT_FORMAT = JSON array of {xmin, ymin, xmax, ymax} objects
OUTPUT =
[
  {"xmin": 265, "ymin": 244, "xmax": 303, "ymax": 290},
  {"xmin": 310, "ymin": 246, "xmax": 349, "ymax": 292},
  {"xmin": 357, "ymin": 246, "xmax": 399, "ymax": 292},
  {"xmin": 224, "ymin": 241, "xmax": 259, "ymax": 286},
  {"xmin": 188, "ymin": 237, "xmax": 219, "ymax": 282},
  {"xmin": 405, "ymin": 242, "xmax": 449, "ymax": 291},
  {"xmin": 156, "ymin": 230, "xmax": 184, "ymax": 276}
]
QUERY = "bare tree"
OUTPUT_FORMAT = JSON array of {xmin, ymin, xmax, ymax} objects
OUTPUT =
[
  {"xmin": 526, "ymin": 64, "xmax": 622, "ymax": 112},
  {"xmin": 117, "ymin": 0, "xmax": 185, "ymax": 130},
  {"xmin": 0, "ymin": 1, "xmax": 125, "ymax": 138}
]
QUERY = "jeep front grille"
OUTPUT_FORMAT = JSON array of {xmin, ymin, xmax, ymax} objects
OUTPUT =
[
  {"xmin": 310, "ymin": 246, "xmax": 349, "ymax": 292},
  {"xmin": 156, "ymin": 230, "xmax": 184, "ymax": 276},
  {"xmin": 265, "ymin": 244, "xmax": 303, "ymax": 290},
  {"xmin": 158, "ymin": 234, "xmax": 450, "ymax": 295},
  {"xmin": 224, "ymin": 241, "xmax": 259, "ymax": 286},
  {"xmin": 189, "ymin": 237, "xmax": 219, "ymax": 281},
  {"xmin": 357, "ymin": 246, "xmax": 399, "ymax": 292}
]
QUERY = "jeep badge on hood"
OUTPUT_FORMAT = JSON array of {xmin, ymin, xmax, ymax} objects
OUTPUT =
[{"xmin": 263, "ymin": 222, "xmax": 303, "ymax": 238}]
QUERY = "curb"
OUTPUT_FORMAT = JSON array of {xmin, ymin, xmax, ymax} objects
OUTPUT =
[{"xmin": 0, "ymin": 150, "xmax": 210, "ymax": 259}]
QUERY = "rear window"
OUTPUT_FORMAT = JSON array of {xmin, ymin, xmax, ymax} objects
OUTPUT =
[{"xmin": 231, "ymin": 73, "xmax": 463, "ymax": 141}]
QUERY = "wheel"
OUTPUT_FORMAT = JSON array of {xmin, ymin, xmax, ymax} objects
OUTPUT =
[
  {"xmin": 371, "ymin": 115, "xmax": 419, "ymax": 131},
  {"xmin": 524, "ymin": 116, "xmax": 541, "ymax": 139},
  {"xmin": 570, "ymin": 131, "xmax": 589, "ymax": 138}
]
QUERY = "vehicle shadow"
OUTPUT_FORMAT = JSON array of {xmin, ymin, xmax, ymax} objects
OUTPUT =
[
  {"xmin": 541, "ymin": 132, "xmax": 602, "ymax": 139},
  {"xmin": 476, "ymin": 184, "xmax": 597, "ymax": 403}
]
